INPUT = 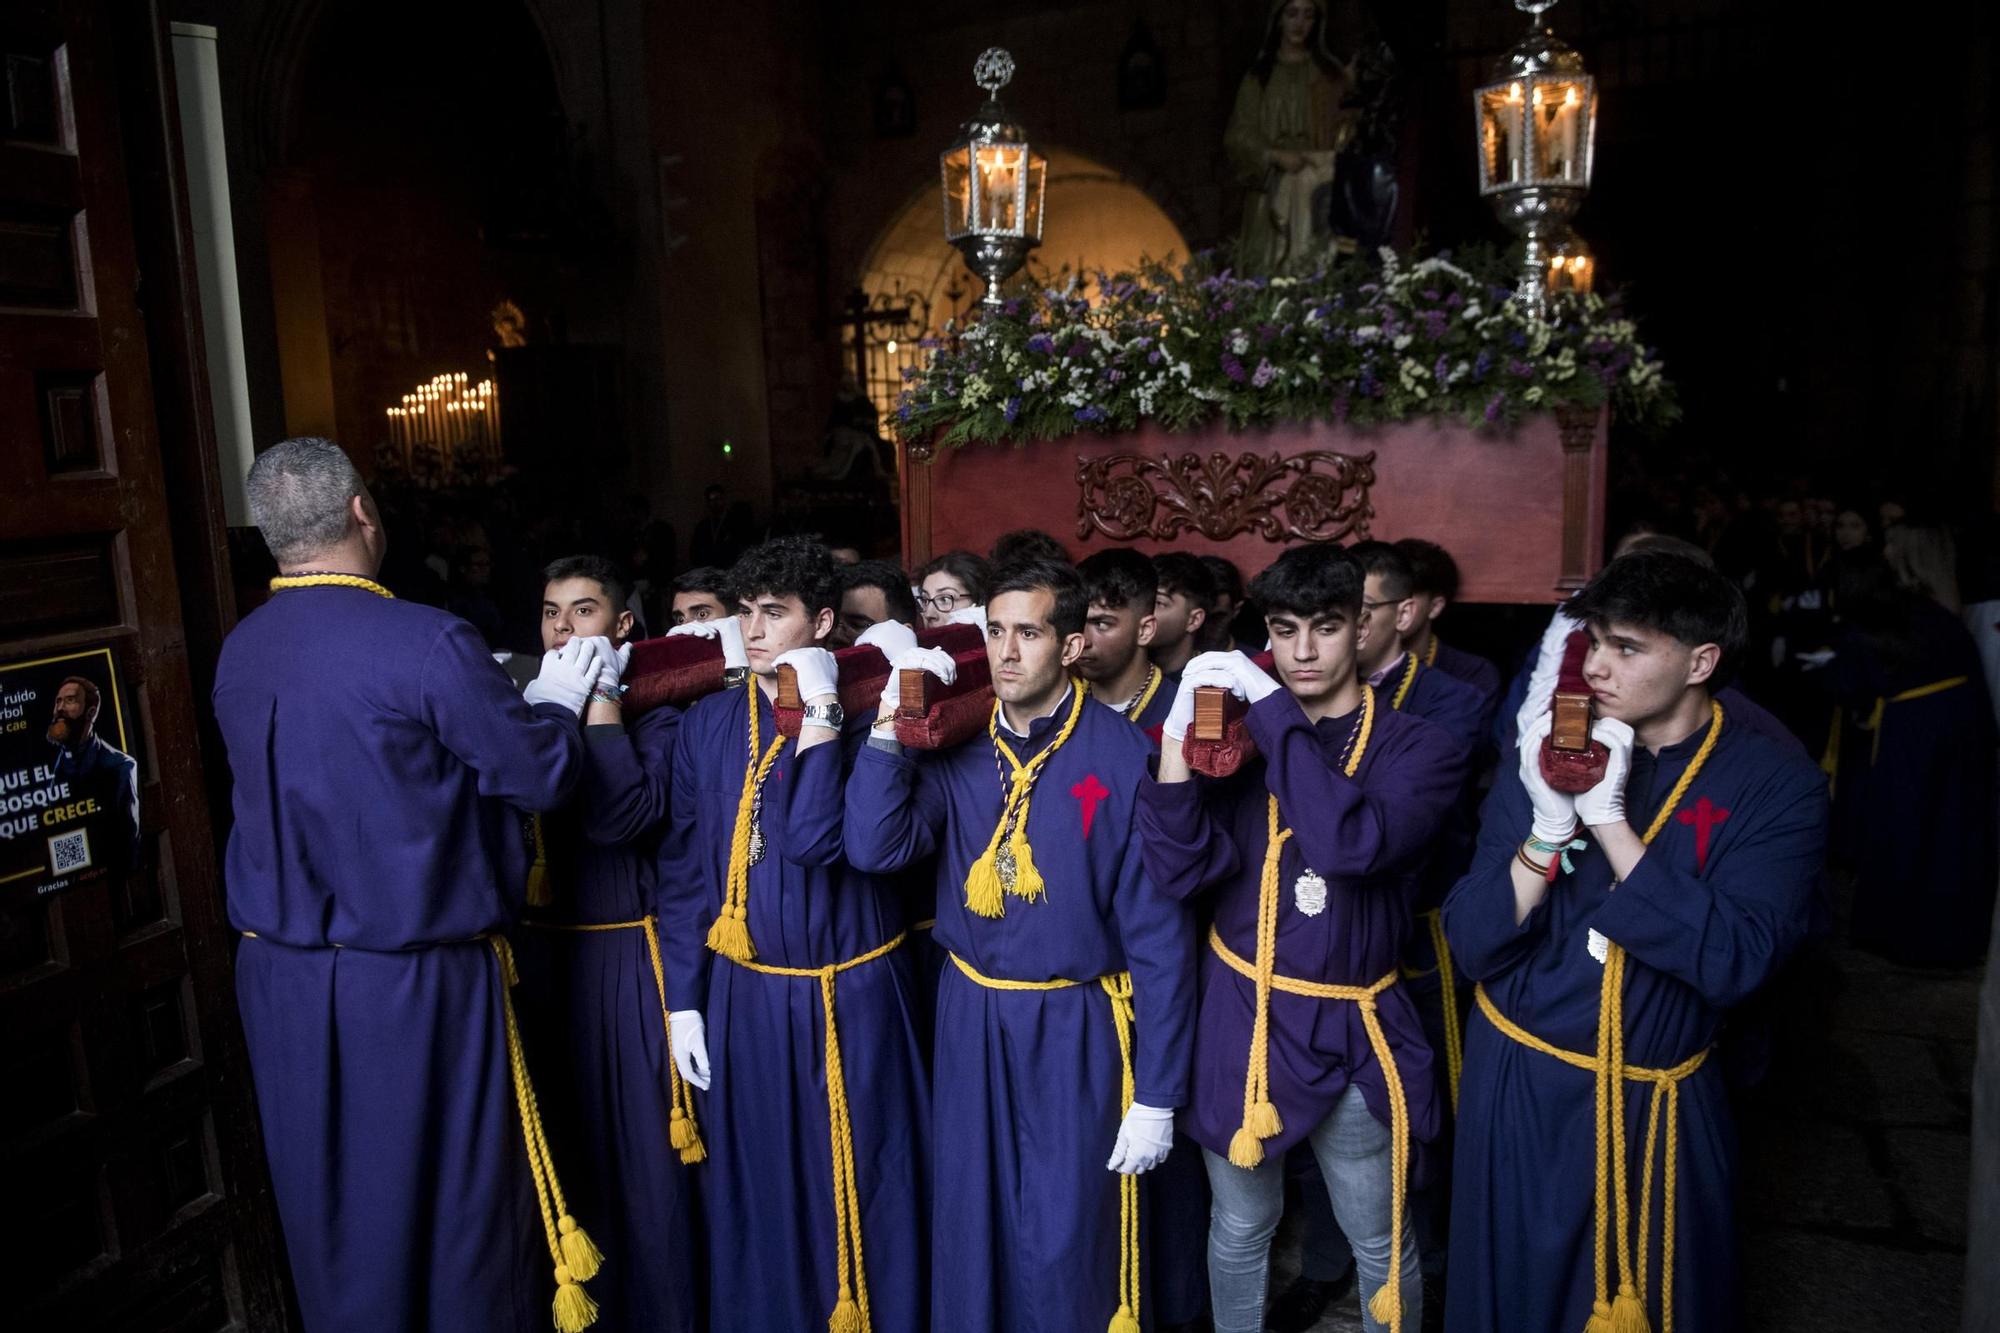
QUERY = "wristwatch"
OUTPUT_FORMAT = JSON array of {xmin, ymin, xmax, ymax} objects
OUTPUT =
[{"xmin": 801, "ymin": 700, "xmax": 845, "ymax": 730}]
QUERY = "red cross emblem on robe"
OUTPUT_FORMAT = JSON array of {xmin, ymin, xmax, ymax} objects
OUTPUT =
[
  {"xmin": 1071, "ymin": 774, "xmax": 1110, "ymax": 839},
  {"xmin": 1676, "ymin": 795, "xmax": 1730, "ymax": 872}
]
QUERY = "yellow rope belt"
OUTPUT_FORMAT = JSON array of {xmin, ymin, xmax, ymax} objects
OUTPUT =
[
  {"xmin": 725, "ymin": 931, "xmax": 909, "ymax": 1333},
  {"xmin": 947, "ymin": 953, "xmax": 1143, "ymax": 1333},
  {"xmin": 1473, "ymin": 986, "xmax": 1708, "ymax": 1333},
  {"xmin": 1209, "ymin": 928, "xmax": 1412, "ymax": 1332},
  {"xmin": 1820, "ymin": 675, "xmax": 1968, "ymax": 787},
  {"xmin": 490, "ymin": 937, "xmax": 607, "ymax": 1331},
  {"xmin": 239, "ymin": 931, "xmax": 607, "ymax": 1329},
  {"xmin": 522, "ymin": 916, "xmax": 707, "ymax": 1164}
]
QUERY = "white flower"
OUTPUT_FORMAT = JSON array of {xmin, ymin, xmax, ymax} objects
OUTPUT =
[
  {"xmin": 1393, "ymin": 333, "xmax": 1414, "ymax": 351},
  {"xmin": 1355, "ymin": 325, "xmax": 1381, "ymax": 343},
  {"xmin": 1229, "ymin": 330, "xmax": 1250, "ymax": 356},
  {"xmin": 1524, "ymin": 386, "xmax": 1546, "ymax": 404}
]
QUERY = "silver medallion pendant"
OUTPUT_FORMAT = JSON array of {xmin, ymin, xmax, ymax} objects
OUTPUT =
[
  {"xmin": 1586, "ymin": 927, "xmax": 1608, "ymax": 965},
  {"xmin": 748, "ymin": 822, "xmax": 767, "ymax": 866},
  {"xmin": 1293, "ymin": 869, "xmax": 1329, "ymax": 917},
  {"xmin": 995, "ymin": 842, "xmax": 1019, "ymax": 892}
]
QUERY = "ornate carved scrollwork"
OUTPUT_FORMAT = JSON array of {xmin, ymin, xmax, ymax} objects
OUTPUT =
[{"xmin": 1074, "ymin": 448, "xmax": 1377, "ymax": 545}]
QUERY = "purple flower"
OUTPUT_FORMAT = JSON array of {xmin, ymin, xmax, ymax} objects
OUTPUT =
[
  {"xmin": 1359, "ymin": 365, "xmax": 1381, "ymax": 398},
  {"xmin": 1026, "ymin": 334, "xmax": 1056, "ymax": 356},
  {"xmin": 1103, "ymin": 368, "xmax": 1125, "ymax": 384},
  {"xmin": 1147, "ymin": 349, "xmax": 1163, "ymax": 365},
  {"xmin": 1256, "ymin": 323, "xmax": 1279, "ymax": 345},
  {"xmin": 1472, "ymin": 348, "xmax": 1495, "ymax": 379},
  {"xmin": 1066, "ymin": 340, "xmax": 1089, "ymax": 360},
  {"xmin": 1445, "ymin": 292, "xmax": 1465, "ymax": 310},
  {"xmin": 1507, "ymin": 357, "xmax": 1534, "ymax": 378},
  {"xmin": 1419, "ymin": 311, "xmax": 1449, "ymax": 340},
  {"xmin": 1003, "ymin": 396, "xmax": 1022, "ymax": 423},
  {"xmin": 1221, "ymin": 352, "xmax": 1247, "ymax": 383},
  {"xmin": 1251, "ymin": 358, "xmax": 1277, "ymax": 388},
  {"xmin": 1074, "ymin": 405, "xmax": 1107, "ymax": 423},
  {"xmin": 1422, "ymin": 289, "xmax": 1441, "ymax": 302},
  {"xmin": 1002, "ymin": 299, "xmax": 1022, "ymax": 316},
  {"xmin": 1483, "ymin": 392, "xmax": 1506, "ymax": 423},
  {"xmin": 1433, "ymin": 355, "xmax": 1451, "ymax": 384}
]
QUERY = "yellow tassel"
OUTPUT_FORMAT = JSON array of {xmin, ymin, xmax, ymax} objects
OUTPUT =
[
  {"xmin": 1367, "ymin": 1281, "xmax": 1401, "ymax": 1327},
  {"xmin": 526, "ymin": 861, "xmax": 551, "ymax": 907},
  {"xmin": 1583, "ymin": 1299, "xmax": 1616, "ymax": 1333},
  {"xmin": 1227, "ymin": 1125, "xmax": 1265, "ymax": 1169},
  {"xmin": 964, "ymin": 852, "xmax": 1007, "ymax": 918},
  {"xmin": 669, "ymin": 1108, "xmax": 695, "ymax": 1150},
  {"xmin": 828, "ymin": 1292, "xmax": 862, "ymax": 1333},
  {"xmin": 706, "ymin": 907, "xmax": 755, "ymax": 962},
  {"xmin": 1248, "ymin": 1099, "xmax": 1282, "ymax": 1139},
  {"xmin": 1107, "ymin": 1305, "xmax": 1141, "ymax": 1333},
  {"xmin": 552, "ymin": 1269, "xmax": 600, "ymax": 1333},
  {"xmin": 1006, "ymin": 824, "xmax": 1046, "ymax": 902},
  {"xmin": 1609, "ymin": 1285, "xmax": 1650, "ymax": 1333},
  {"xmin": 558, "ymin": 1215, "xmax": 603, "ymax": 1282},
  {"xmin": 678, "ymin": 1136, "xmax": 708, "ymax": 1166}
]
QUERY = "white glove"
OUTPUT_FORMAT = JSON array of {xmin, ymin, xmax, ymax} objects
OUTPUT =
[
  {"xmin": 1514, "ymin": 609, "xmax": 1583, "ymax": 745},
  {"xmin": 1516, "ymin": 711, "xmax": 1580, "ymax": 845},
  {"xmin": 946, "ymin": 604, "xmax": 987, "ymax": 631},
  {"xmin": 667, "ymin": 616, "xmax": 749, "ymax": 671},
  {"xmin": 881, "ymin": 646, "xmax": 956, "ymax": 711},
  {"xmin": 568, "ymin": 636, "xmax": 621, "ymax": 695},
  {"xmin": 854, "ymin": 619, "xmax": 919, "ymax": 660},
  {"xmin": 1182, "ymin": 649, "xmax": 1280, "ymax": 705},
  {"xmin": 1162, "ymin": 672, "xmax": 1203, "ymax": 743},
  {"xmin": 1573, "ymin": 716, "xmax": 1635, "ymax": 828},
  {"xmin": 523, "ymin": 637, "xmax": 604, "ymax": 715},
  {"xmin": 1107, "ymin": 1102, "xmax": 1175, "ymax": 1174},
  {"xmin": 773, "ymin": 646, "xmax": 839, "ymax": 704},
  {"xmin": 598, "ymin": 640, "xmax": 634, "ymax": 693},
  {"xmin": 668, "ymin": 1009, "xmax": 711, "ymax": 1090}
]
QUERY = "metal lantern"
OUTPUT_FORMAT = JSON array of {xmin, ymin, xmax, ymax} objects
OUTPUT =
[
  {"xmin": 1475, "ymin": 0, "xmax": 1598, "ymax": 316},
  {"xmin": 940, "ymin": 48, "xmax": 1047, "ymax": 310}
]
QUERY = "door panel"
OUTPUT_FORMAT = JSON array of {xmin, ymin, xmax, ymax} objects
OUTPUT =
[{"xmin": 0, "ymin": 2, "xmax": 289, "ymax": 1327}]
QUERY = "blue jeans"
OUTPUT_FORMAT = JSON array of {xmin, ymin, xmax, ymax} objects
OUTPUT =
[{"xmin": 1201, "ymin": 1086, "xmax": 1420, "ymax": 1333}]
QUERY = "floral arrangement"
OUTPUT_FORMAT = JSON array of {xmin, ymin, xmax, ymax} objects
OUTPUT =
[{"xmin": 893, "ymin": 249, "xmax": 1677, "ymax": 448}]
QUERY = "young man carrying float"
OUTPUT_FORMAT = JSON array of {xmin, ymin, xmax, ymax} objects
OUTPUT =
[
  {"xmin": 511, "ymin": 554, "xmax": 705, "ymax": 1333},
  {"xmin": 1076, "ymin": 548, "xmax": 1175, "ymax": 742},
  {"xmin": 1136, "ymin": 543, "xmax": 1466, "ymax": 1333},
  {"xmin": 1076, "ymin": 546, "xmax": 1209, "ymax": 1333},
  {"xmin": 1443, "ymin": 550, "xmax": 1828, "ymax": 1333},
  {"xmin": 1393, "ymin": 538, "xmax": 1502, "ymax": 724},
  {"xmin": 844, "ymin": 557, "xmax": 1195, "ymax": 1333},
  {"xmin": 658, "ymin": 536, "xmax": 929, "ymax": 1333}
]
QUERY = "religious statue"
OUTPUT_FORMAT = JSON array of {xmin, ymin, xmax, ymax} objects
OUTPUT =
[{"xmin": 1224, "ymin": 0, "xmax": 1357, "ymax": 276}]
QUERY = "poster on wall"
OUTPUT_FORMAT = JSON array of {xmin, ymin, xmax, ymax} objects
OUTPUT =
[{"xmin": 0, "ymin": 647, "xmax": 140, "ymax": 897}]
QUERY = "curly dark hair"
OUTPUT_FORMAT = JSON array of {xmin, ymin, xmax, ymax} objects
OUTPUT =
[
  {"xmin": 1344, "ymin": 540, "xmax": 1414, "ymax": 602},
  {"xmin": 543, "ymin": 554, "xmax": 630, "ymax": 610},
  {"xmin": 1247, "ymin": 544, "xmax": 1363, "ymax": 620},
  {"xmin": 1076, "ymin": 548, "xmax": 1156, "ymax": 613},
  {"xmin": 729, "ymin": 536, "xmax": 841, "ymax": 617},
  {"xmin": 1153, "ymin": 551, "xmax": 1219, "ymax": 608},
  {"xmin": 1566, "ymin": 547, "xmax": 1749, "ymax": 689},
  {"xmin": 988, "ymin": 558, "xmax": 1088, "ymax": 637}
]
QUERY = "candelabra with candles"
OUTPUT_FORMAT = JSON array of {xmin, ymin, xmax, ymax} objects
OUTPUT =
[
  {"xmin": 940, "ymin": 48, "xmax": 1047, "ymax": 310},
  {"xmin": 383, "ymin": 372, "xmax": 502, "ymax": 484}
]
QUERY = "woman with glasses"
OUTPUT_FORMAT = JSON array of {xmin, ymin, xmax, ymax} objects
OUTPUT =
[{"xmin": 916, "ymin": 550, "xmax": 993, "ymax": 628}]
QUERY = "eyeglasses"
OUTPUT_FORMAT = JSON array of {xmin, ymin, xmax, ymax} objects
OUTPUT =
[
  {"xmin": 1359, "ymin": 598, "xmax": 1401, "ymax": 614},
  {"xmin": 916, "ymin": 589, "xmax": 966, "ymax": 612}
]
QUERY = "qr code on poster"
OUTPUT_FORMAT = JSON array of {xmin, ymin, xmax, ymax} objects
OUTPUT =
[{"xmin": 49, "ymin": 829, "xmax": 91, "ymax": 874}]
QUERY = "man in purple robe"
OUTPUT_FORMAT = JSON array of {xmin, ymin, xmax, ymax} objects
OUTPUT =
[
  {"xmin": 1443, "ymin": 550, "xmax": 1827, "ymax": 1332},
  {"xmin": 513, "ymin": 554, "xmax": 702, "ymax": 1332},
  {"xmin": 214, "ymin": 437, "xmax": 604, "ymax": 1331},
  {"xmin": 1077, "ymin": 548, "xmax": 1175, "ymax": 741},
  {"xmin": 844, "ymin": 557, "xmax": 1195, "ymax": 1333},
  {"xmin": 1136, "ymin": 543, "xmax": 1464, "ymax": 1333},
  {"xmin": 1394, "ymin": 538, "xmax": 1503, "ymax": 721},
  {"xmin": 656, "ymin": 536, "xmax": 929, "ymax": 1333}
]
